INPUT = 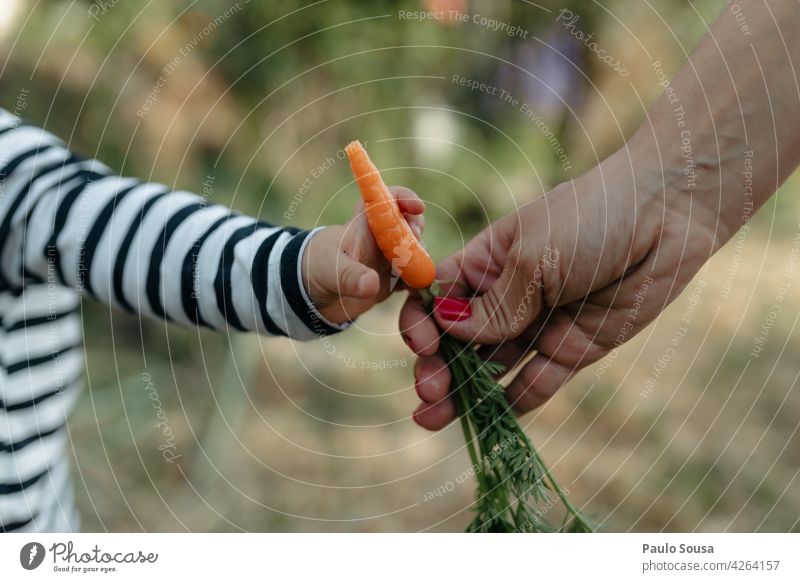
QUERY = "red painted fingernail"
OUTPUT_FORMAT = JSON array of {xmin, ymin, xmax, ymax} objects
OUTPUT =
[{"xmin": 434, "ymin": 296, "xmax": 472, "ymax": 321}]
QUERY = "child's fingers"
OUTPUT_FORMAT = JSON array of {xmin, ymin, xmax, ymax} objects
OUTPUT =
[
  {"xmin": 390, "ymin": 185, "xmax": 425, "ymax": 215},
  {"xmin": 317, "ymin": 248, "xmax": 380, "ymax": 299},
  {"xmin": 390, "ymin": 187, "xmax": 424, "ymax": 239},
  {"xmin": 406, "ymin": 213, "xmax": 425, "ymax": 241}
]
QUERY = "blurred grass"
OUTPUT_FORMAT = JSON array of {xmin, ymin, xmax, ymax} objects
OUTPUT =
[{"xmin": 2, "ymin": 0, "xmax": 798, "ymax": 531}]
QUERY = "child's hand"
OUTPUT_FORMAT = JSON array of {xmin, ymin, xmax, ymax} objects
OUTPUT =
[{"xmin": 301, "ymin": 186, "xmax": 425, "ymax": 324}]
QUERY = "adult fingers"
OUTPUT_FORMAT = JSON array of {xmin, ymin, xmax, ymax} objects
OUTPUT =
[
  {"xmin": 398, "ymin": 246, "xmax": 467, "ymax": 356},
  {"xmin": 476, "ymin": 337, "xmax": 534, "ymax": 377},
  {"xmin": 412, "ymin": 338, "xmax": 539, "ymax": 430},
  {"xmin": 503, "ymin": 354, "xmax": 575, "ymax": 415},
  {"xmin": 399, "ymin": 295, "xmax": 440, "ymax": 356},
  {"xmin": 501, "ymin": 307, "xmax": 609, "ymax": 414},
  {"xmin": 413, "ymin": 397, "xmax": 457, "ymax": 431},
  {"xmin": 414, "ymin": 354, "xmax": 451, "ymax": 403},
  {"xmin": 434, "ymin": 248, "xmax": 544, "ymax": 346}
]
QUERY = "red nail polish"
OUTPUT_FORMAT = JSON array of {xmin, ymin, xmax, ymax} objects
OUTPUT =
[{"xmin": 434, "ymin": 296, "xmax": 472, "ymax": 321}]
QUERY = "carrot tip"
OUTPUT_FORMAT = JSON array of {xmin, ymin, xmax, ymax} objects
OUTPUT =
[
  {"xmin": 345, "ymin": 140, "xmax": 363, "ymax": 156},
  {"xmin": 345, "ymin": 139, "xmax": 436, "ymax": 290}
]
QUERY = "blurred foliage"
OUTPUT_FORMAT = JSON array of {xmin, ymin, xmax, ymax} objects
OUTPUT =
[{"xmin": 3, "ymin": 0, "xmax": 799, "ymax": 532}]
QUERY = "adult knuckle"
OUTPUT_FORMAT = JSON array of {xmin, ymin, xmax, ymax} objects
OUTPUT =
[{"xmin": 482, "ymin": 289, "xmax": 514, "ymax": 342}]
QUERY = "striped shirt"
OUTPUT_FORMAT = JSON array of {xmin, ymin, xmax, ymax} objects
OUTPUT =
[{"xmin": 0, "ymin": 109, "xmax": 343, "ymax": 532}]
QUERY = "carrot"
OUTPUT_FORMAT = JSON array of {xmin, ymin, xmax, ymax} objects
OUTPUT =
[{"xmin": 345, "ymin": 140, "xmax": 436, "ymax": 289}]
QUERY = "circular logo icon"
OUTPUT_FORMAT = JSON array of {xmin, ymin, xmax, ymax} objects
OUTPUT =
[{"xmin": 19, "ymin": 542, "xmax": 46, "ymax": 570}]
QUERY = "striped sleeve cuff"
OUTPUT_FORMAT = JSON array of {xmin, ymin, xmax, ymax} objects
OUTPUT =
[{"xmin": 272, "ymin": 227, "xmax": 349, "ymax": 341}]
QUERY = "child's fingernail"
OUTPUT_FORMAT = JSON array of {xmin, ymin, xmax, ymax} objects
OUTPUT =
[{"xmin": 434, "ymin": 297, "xmax": 472, "ymax": 321}]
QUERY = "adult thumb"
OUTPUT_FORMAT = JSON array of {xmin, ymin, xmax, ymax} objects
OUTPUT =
[{"xmin": 434, "ymin": 255, "xmax": 543, "ymax": 345}]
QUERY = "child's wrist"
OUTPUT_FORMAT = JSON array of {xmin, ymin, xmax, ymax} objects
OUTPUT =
[{"xmin": 297, "ymin": 226, "xmax": 351, "ymax": 333}]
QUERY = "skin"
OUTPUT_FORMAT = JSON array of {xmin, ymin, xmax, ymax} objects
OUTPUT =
[
  {"xmin": 301, "ymin": 186, "xmax": 425, "ymax": 325},
  {"xmin": 400, "ymin": 0, "xmax": 800, "ymax": 430}
]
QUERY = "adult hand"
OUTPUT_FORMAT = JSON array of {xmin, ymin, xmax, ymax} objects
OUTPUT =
[
  {"xmin": 400, "ymin": 147, "xmax": 722, "ymax": 429},
  {"xmin": 399, "ymin": 0, "xmax": 800, "ymax": 430}
]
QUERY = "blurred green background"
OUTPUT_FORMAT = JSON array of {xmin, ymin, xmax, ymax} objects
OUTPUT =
[{"xmin": 1, "ymin": 0, "xmax": 798, "ymax": 532}]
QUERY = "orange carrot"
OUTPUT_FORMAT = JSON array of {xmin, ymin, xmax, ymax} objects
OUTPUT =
[{"xmin": 345, "ymin": 140, "xmax": 436, "ymax": 289}]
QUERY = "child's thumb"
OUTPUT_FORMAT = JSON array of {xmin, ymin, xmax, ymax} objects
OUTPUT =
[
  {"xmin": 434, "ymin": 259, "xmax": 542, "ymax": 345},
  {"xmin": 335, "ymin": 253, "xmax": 380, "ymax": 299}
]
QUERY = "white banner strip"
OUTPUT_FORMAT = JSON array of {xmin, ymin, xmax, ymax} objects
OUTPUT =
[{"xmin": 1, "ymin": 533, "xmax": 798, "ymax": 580}]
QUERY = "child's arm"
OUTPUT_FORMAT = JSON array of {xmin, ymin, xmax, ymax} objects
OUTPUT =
[{"xmin": 0, "ymin": 109, "xmax": 421, "ymax": 338}]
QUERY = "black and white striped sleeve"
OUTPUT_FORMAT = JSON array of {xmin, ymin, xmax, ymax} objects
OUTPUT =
[{"xmin": 0, "ymin": 109, "xmax": 345, "ymax": 340}]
